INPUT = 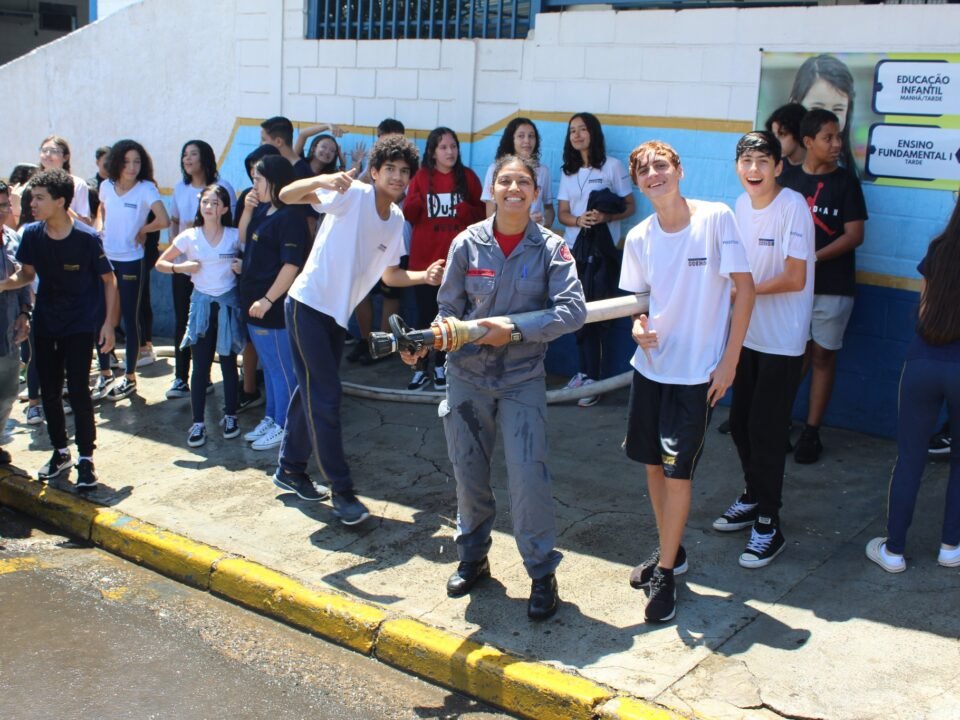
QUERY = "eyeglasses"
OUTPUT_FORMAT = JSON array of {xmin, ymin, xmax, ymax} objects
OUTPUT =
[{"xmin": 39, "ymin": 146, "xmax": 64, "ymax": 156}]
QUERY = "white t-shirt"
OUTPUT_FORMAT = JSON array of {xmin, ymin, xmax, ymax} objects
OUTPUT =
[
  {"xmin": 556, "ymin": 156, "xmax": 632, "ymax": 248},
  {"xmin": 289, "ymin": 182, "xmax": 405, "ymax": 329},
  {"xmin": 171, "ymin": 226, "xmax": 241, "ymax": 296},
  {"xmin": 735, "ymin": 189, "xmax": 815, "ymax": 357},
  {"xmin": 170, "ymin": 179, "xmax": 237, "ymax": 226},
  {"xmin": 69, "ymin": 174, "xmax": 91, "ymax": 220},
  {"xmin": 480, "ymin": 162, "xmax": 553, "ymax": 219},
  {"xmin": 620, "ymin": 200, "xmax": 752, "ymax": 385},
  {"xmin": 99, "ymin": 180, "xmax": 162, "ymax": 262}
]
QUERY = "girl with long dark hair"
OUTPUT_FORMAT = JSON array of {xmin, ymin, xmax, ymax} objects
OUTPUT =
[
  {"xmin": 403, "ymin": 126, "xmax": 485, "ymax": 390},
  {"xmin": 164, "ymin": 140, "xmax": 237, "ymax": 400},
  {"xmin": 866, "ymin": 193, "xmax": 960, "ymax": 572},
  {"xmin": 156, "ymin": 184, "xmax": 243, "ymax": 448},
  {"xmin": 96, "ymin": 139, "xmax": 169, "ymax": 402},
  {"xmin": 235, "ymin": 155, "xmax": 309, "ymax": 451},
  {"xmin": 481, "ymin": 117, "xmax": 554, "ymax": 228},
  {"xmin": 556, "ymin": 112, "xmax": 635, "ymax": 406}
]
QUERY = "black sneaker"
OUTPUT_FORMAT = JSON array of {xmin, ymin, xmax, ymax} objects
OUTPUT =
[
  {"xmin": 644, "ymin": 567, "xmax": 676, "ymax": 623},
  {"xmin": 630, "ymin": 545, "xmax": 688, "ymax": 589},
  {"xmin": 272, "ymin": 468, "xmax": 330, "ymax": 502},
  {"xmin": 793, "ymin": 426, "xmax": 823, "ymax": 464},
  {"xmin": 237, "ymin": 389, "xmax": 264, "ymax": 412},
  {"xmin": 433, "ymin": 366, "xmax": 447, "ymax": 390},
  {"xmin": 717, "ymin": 419, "xmax": 731, "ymax": 434},
  {"xmin": 75, "ymin": 459, "xmax": 98, "ymax": 488},
  {"xmin": 38, "ymin": 450, "xmax": 74, "ymax": 480},
  {"xmin": 712, "ymin": 493, "xmax": 759, "ymax": 532},
  {"xmin": 106, "ymin": 377, "xmax": 136, "ymax": 402},
  {"xmin": 187, "ymin": 423, "xmax": 207, "ymax": 448},
  {"xmin": 221, "ymin": 415, "xmax": 240, "ymax": 439},
  {"xmin": 0, "ymin": 448, "xmax": 12, "ymax": 465},
  {"xmin": 929, "ymin": 425, "xmax": 951, "ymax": 457},
  {"xmin": 345, "ymin": 342, "xmax": 369, "ymax": 363},
  {"xmin": 407, "ymin": 370, "xmax": 429, "ymax": 391},
  {"xmin": 332, "ymin": 492, "xmax": 370, "ymax": 525},
  {"xmin": 738, "ymin": 519, "xmax": 786, "ymax": 568}
]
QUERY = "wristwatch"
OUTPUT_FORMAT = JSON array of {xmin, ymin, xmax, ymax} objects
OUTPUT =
[{"xmin": 510, "ymin": 323, "xmax": 523, "ymax": 343}]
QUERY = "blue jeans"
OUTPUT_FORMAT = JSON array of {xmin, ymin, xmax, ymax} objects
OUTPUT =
[
  {"xmin": 98, "ymin": 258, "xmax": 144, "ymax": 374},
  {"xmin": 248, "ymin": 325, "xmax": 296, "ymax": 427},
  {"xmin": 886, "ymin": 358, "xmax": 960, "ymax": 554},
  {"xmin": 278, "ymin": 298, "xmax": 352, "ymax": 494}
]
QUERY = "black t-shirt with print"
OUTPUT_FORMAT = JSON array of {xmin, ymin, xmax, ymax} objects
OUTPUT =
[
  {"xmin": 780, "ymin": 166, "xmax": 867, "ymax": 296},
  {"xmin": 16, "ymin": 221, "xmax": 113, "ymax": 338}
]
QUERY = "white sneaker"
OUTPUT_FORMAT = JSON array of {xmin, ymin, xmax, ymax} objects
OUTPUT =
[
  {"xmin": 938, "ymin": 544, "xmax": 960, "ymax": 568},
  {"xmin": 136, "ymin": 347, "xmax": 157, "ymax": 368},
  {"xmin": 63, "ymin": 398, "xmax": 73, "ymax": 415},
  {"xmin": 865, "ymin": 537, "xmax": 906, "ymax": 574},
  {"xmin": 577, "ymin": 378, "xmax": 599, "ymax": 407},
  {"xmin": 18, "ymin": 387, "xmax": 28, "ymax": 402},
  {"xmin": 251, "ymin": 423, "xmax": 284, "ymax": 451},
  {"xmin": 565, "ymin": 372, "xmax": 587, "ymax": 390},
  {"xmin": 91, "ymin": 374, "xmax": 114, "ymax": 401},
  {"xmin": 244, "ymin": 417, "xmax": 275, "ymax": 442},
  {"xmin": 25, "ymin": 405, "xmax": 44, "ymax": 425}
]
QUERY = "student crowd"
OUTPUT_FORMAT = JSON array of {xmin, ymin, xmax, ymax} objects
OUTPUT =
[{"xmin": 1, "ymin": 86, "xmax": 957, "ymax": 624}]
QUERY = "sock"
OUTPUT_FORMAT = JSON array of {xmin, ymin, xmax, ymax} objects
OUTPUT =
[
  {"xmin": 657, "ymin": 565, "xmax": 674, "ymax": 575},
  {"xmin": 56, "ymin": 448, "xmax": 69, "ymax": 456},
  {"xmin": 78, "ymin": 456, "xmax": 92, "ymax": 463},
  {"xmin": 741, "ymin": 489, "xmax": 756, "ymax": 504}
]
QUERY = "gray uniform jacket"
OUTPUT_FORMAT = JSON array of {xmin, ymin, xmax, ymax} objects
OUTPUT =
[
  {"xmin": 0, "ymin": 227, "xmax": 31, "ymax": 357},
  {"xmin": 438, "ymin": 216, "xmax": 587, "ymax": 390}
]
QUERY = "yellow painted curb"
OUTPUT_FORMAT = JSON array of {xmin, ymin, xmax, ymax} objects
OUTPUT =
[
  {"xmin": 91, "ymin": 511, "xmax": 227, "ymax": 590},
  {"xmin": 376, "ymin": 618, "xmax": 611, "ymax": 720},
  {"xmin": 0, "ymin": 557, "xmax": 43, "ymax": 575},
  {"xmin": 0, "ymin": 472, "xmax": 100, "ymax": 540},
  {"xmin": 209, "ymin": 557, "xmax": 385, "ymax": 655},
  {"xmin": 598, "ymin": 696, "xmax": 686, "ymax": 720}
]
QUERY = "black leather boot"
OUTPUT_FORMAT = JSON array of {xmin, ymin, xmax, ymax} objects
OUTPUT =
[
  {"xmin": 446, "ymin": 557, "xmax": 491, "ymax": 597},
  {"xmin": 527, "ymin": 573, "xmax": 559, "ymax": 620}
]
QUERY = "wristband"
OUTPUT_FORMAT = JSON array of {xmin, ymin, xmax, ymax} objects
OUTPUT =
[
  {"xmin": 263, "ymin": 296, "xmax": 274, "ymax": 306},
  {"xmin": 18, "ymin": 311, "xmax": 31, "ymax": 321}
]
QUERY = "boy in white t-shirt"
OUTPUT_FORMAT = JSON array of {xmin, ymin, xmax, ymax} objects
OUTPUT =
[
  {"xmin": 620, "ymin": 141, "xmax": 755, "ymax": 623},
  {"xmin": 273, "ymin": 135, "xmax": 445, "ymax": 526},
  {"xmin": 712, "ymin": 131, "xmax": 815, "ymax": 569}
]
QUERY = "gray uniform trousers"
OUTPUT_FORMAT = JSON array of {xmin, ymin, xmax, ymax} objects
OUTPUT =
[
  {"xmin": 0, "ymin": 352, "xmax": 18, "ymax": 443},
  {"xmin": 442, "ymin": 374, "xmax": 562, "ymax": 580}
]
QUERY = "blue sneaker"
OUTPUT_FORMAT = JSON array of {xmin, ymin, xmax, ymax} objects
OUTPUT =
[
  {"xmin": 332, "ymin": 492, "xmax": 370, "ymax": 526},
  {"xmin": 272, "ymin": 468, "xmax": 329, "ymax": 502}
]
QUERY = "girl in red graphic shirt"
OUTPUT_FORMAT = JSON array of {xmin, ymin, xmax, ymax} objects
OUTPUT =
[{"xmin": 403, "ymin": 127, "xmax": 484, "ymax": 391}]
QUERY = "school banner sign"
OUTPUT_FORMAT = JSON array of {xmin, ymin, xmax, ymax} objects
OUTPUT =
[{"xmin": 757, "ymin": 52, "xmax": 960, "ymax": 191}]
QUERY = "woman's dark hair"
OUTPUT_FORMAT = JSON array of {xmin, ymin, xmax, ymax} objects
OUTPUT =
[
  {"xmin": 106, "ymin": 139, "xmax": 156, "ymax": 184},
  {"xmin": 917, "ymin": 192, "xmax": 960, "ymax": 345},
  {"xmin": 192, "ymin": 184, "xmax": 234, "ymax": 228},
  {"xmin": 789, "ymin": 54, "xmax": 858, "ymax": 177},
  {"xmin": 180, "ymin": 140, "xmax": 220, "ymax": 185},
  {"xmin": 495, "ymin": 118, "xmax": 541, "ymax": 164},
  {"xmin": 562, "ymin": 112, "xmax": 606, "ymax": 175},
  {"xmin": 424, "ymin": 127, "xmax": 468, "ymax": 200},
  {"xmin": 254, "ymin": 155, "xmax": 297, "ymax": 208},
  {"xmin": 491, "ymin": 154, "xmax": 539, "ymax": 190},
  {"xmin": 244, "ymin": 144, "xmax": 281, "ymax": 180},
  {"xmin": 40, "ymin": 135, "xmax": 72, "ymax": 173},
  {"xmin": 307, "ymin": 134, "xmax": 342, "ymax": 174},
  {"xmin": 8, "ymin": 163, "xmax": 39, "ymax": 185}
]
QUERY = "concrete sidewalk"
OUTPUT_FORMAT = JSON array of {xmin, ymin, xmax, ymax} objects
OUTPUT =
[{"xmin": 2, "ymin": 351, "xmax": 958, "ymax": 720}]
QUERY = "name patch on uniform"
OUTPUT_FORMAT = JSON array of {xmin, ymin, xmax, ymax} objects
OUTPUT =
[
  {"xmin": 467, "ymin": 269, "xmax": 496, "ymax": 277},
  {"xmin": 758, "ymin": 237, "xmax": 775, "ymax": 247},
  {"xmin": 687, "ymin": 257, "xmax": 707, "ymax": 267},
  {"xmin": 63, "ymin": 264, "xmax": 80, "ymax": 271},
  {"xmin": 123, "ymin": 202, "xmax": 137, "ymax": 210}
]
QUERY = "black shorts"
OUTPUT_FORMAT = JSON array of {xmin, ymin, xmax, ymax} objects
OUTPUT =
[
  {"xmin": 371, "ymin": 255, "xmax": 408, "ymax": 300},
  {"xmin": 624, "ymin": 370, "xmax": 712, "ymax": 480}
]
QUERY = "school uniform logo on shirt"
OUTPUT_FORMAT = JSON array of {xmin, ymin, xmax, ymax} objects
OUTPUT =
[
  {"xmin": 687, "ymin": 257, "xmax": 707, "ymax": 267},
  {"xmin": 377, "ymin": 243, "xmax": 387, "ymax": 252},
  {"xmin": 63, "ymin": 264, "xmax": 80, "ymax": 271},
  {"xmin": 123, "ymin": 202, "xmax": 137, "ymax": 210},
  {"xmin": 758, "ymin": 237, "xmax": 775, "ymax": 247}
]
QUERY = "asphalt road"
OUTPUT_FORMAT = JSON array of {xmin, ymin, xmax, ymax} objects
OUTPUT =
[{"xmin": 0, "ymin": 506, "xmax": 516, "ymax": 720}]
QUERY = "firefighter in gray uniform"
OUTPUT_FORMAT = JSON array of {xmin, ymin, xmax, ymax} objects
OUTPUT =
[{"xmin": 405, "ymin": 155, "xmax": 586, "ymax": 620}]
